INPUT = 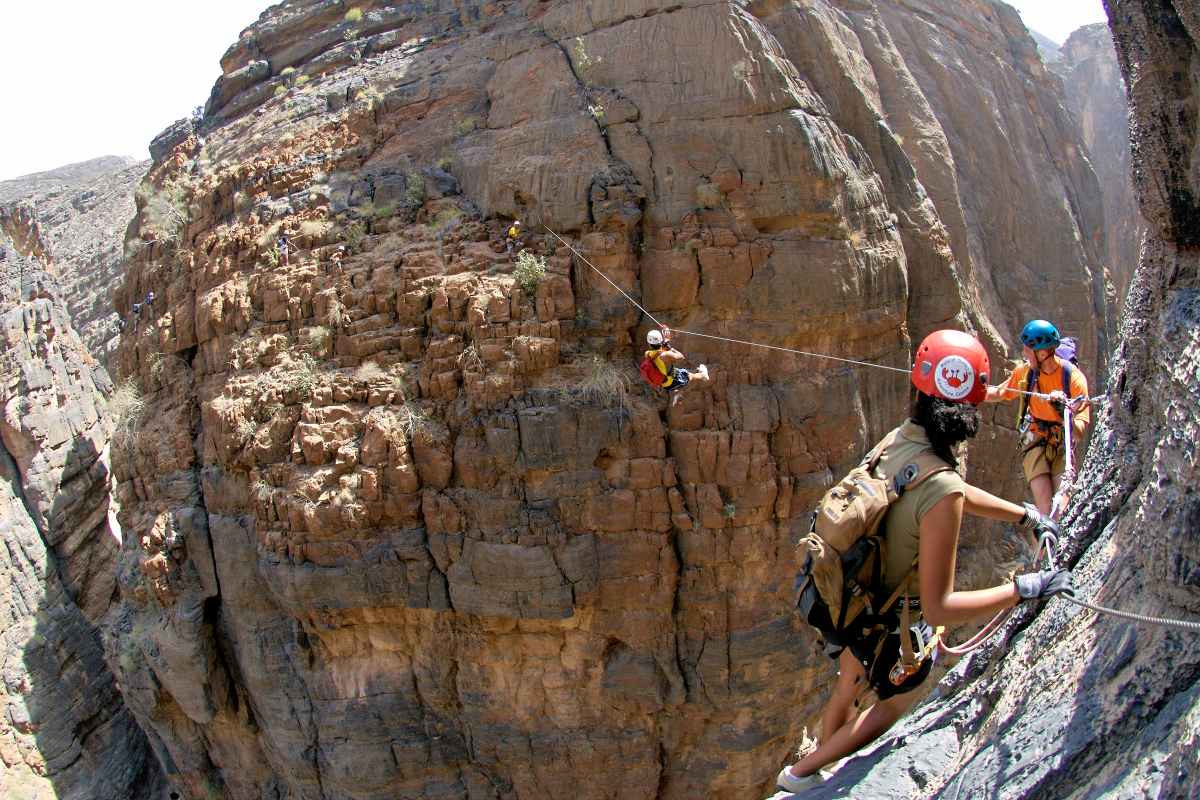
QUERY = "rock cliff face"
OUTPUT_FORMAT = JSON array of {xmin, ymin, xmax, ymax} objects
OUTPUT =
[
  {"xmin": 1054, "ymin": 23, "xmax": 1144, "ymax": 308},
  {"xmin": 772, "ymin": 1, "xmax": 1200, "ymax": 796},
  {"xmin": 0, "ymin": 156, "xmax": 148, "ymax": 365},
  {"xmin": 0, "ymin": 222, "xmax": 160, "ymax": 798},
  {"xmin": 102, "ymin": 1, "xmax": 1110, "ymax": 798}
]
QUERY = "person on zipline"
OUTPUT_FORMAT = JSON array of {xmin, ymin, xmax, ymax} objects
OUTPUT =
[
  {"xmin": 641, "ymin": 327, "xmax": 708, "ymax": 406},
  {"xmin": 778, "ymin": 330, "xmax": 1072, "ymax": 794},
  {"xmin": 984, "ymin": 319, "xmax": 1090, "ymax": 517}
]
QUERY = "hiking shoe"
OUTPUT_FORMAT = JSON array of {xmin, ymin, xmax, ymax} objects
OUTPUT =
[
  {"xmin": 776, "ymin": 767, "xmax": 823, "ymax": 793},
  {"xmin": 697, "ymin": 364, "xmax": 709, "ymax": 380}
]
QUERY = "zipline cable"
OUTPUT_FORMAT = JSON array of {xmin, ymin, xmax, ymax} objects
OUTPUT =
[{"xmin": 544, "ymin": 226, "xmax": 1099, "ymax": 399}]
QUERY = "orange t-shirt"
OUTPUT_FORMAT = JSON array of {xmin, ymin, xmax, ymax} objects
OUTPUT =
[{"xmin": 1000, "ymin": 358, "xmax": 1091, "ymax": 427}]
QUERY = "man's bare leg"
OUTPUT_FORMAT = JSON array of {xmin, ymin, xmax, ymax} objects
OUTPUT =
[{"xmin": 1029, "ymin": 473, "xmax": 1054, "ymax": 516}]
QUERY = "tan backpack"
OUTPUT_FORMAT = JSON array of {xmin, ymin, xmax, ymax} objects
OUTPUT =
[{"xmin": 795, "ymin": 427, "xmax": 950, "ymax": 652}]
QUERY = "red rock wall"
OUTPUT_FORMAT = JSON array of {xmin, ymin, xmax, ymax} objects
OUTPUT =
[{"xmin": 105, "ymin": 1, "xmax": 1110, "ymax": 798}]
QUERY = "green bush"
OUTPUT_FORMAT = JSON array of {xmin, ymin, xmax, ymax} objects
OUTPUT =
[
  {"xmin": 345, "ymin": 8, "xmax": 364, "ymax": 22},
  {"xmin": 514, "ymin": 250, "xmax": 547, "ymax": 295}
]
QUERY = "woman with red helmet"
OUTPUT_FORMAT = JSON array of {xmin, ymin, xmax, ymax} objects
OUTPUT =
[{"xmin": 777, "ymin": 330, "xmax": 1073, "ymax": 794}]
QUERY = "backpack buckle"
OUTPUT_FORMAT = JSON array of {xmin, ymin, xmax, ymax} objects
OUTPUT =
[{"xmin": 894, "ymin": 463, "xmax": 920, "ymax": 495}]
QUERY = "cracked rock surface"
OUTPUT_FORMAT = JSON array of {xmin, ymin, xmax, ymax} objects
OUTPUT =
[
  {"xmin": 90, "ymin": 0, "xmax": 1117, "ymax": 798},
  {"xmin": 770, "ymin": 1, "xmax": 1200, "ymax": 797}
]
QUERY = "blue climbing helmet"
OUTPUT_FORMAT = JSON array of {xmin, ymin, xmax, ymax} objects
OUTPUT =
[{"xmin": 1020, "ymin": 319, "xmax": 1060, "ymax": 351}]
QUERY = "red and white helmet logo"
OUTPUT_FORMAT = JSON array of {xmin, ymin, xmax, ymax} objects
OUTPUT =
[{"xmin": 934, "ymin": 355, "xmax": 974, "ymax": 400}]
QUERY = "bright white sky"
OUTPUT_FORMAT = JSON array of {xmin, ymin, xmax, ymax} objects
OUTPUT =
[
  {"xmin": 1005, "ymin": 0, "xmax": 1109, "ymax": 44},
  {"xmin": 0, "ymin": 2, "xmax": 260, "ymax": 181},
  {"xmin": 0, "ymin": 1, "xmax": 1110, "ymax": 182}
]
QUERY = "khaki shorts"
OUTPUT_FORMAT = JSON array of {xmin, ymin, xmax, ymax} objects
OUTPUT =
[{"xmin": 1022, "ymin": 440, "xmax": 1070, "ymax": 482}]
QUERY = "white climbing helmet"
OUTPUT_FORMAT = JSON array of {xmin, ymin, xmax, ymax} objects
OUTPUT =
[{"xmin": 646, "ymin": 329, "xmax": 663, "ymax": 346}]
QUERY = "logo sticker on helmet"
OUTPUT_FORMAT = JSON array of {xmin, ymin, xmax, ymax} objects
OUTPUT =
[{"xmin": 934, "ymin": 355, "xmax": 974, "ymax": 400}]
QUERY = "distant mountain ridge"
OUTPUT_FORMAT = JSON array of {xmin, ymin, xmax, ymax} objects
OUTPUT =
[{"xmin": 0, "ymin": 155, "xmax": 139, "ymax": 202}]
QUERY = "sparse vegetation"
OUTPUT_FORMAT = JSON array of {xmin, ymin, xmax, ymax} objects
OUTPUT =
[
  {"xmin": 109, "ymin": 377, "xmax": 145, "ymax": 435},
  {"xmin": 723, "ymin": 502, "xmax": 737, "ymax": 520},
  {"xmin": 573, "ymin": 37, "xmax": 596, "ymax": 81},
  {"xmin": 253, "ymin": 479, "xmax": 273, "ymax": 503},
  {"xmin": 285, "ymin": 354, "xmax": 321, "ymax": 399},
  {"xmin": 274, "ymin": 85, "xmax": 288, "ymax": 98},
  {"xmin": 343, "ymin": 221, "xmax": 366, "ymax": 254},
  {"xmin": 588, "ymin": 103, "xmax": 605, "ymax": 121},
  {"xmin": 580, "ymin": 354, "xmax": 629, "ymax": 412},
  {"xmin": 326, "ymin": 296, "xmax": 347, "ymax": 328},
  {"xmin": 237, "ymin": 418, "xmax": 258, "ymax": 442},
  {"xmin": 345, "ymin": 7, "xmax": 364, "ymax": 22},
  {"xmin": 354, "ymin": 361, "xmax": 385, "ymax": 383},
  {"xmin": 455, "ymin": 117, "xmax": 479, "ymax": 136},
  {"xmin": 298, "ymin": 219, "xmax": 331, "ymax": 240},
  {"xmin": 431, "ymin": 208, "xmax": 463, "ymax": 237},
  {"xmin": 398, "ymin": 402, "xmax": 433, "ymax": 443},
  {"xmin": 514, "ymin": 249, "xmax": 547, "ymax": 295},
  {"xmin": 142, "ymin": 180, "xmax": 189, "ymax": 241},
  {"xmin": 405, "ymin": 174, "xmax": 425, "ymax": 207},
  {"xmin": 257, "ymin": 403, "xmax": 283, "ymax": 423},
  {"xmin": 303, "ymin": 325, "xmax": 332, "ymax": 354},
  {"xmin": 458, "ymin": 343, "xmax": 484, "ymax": 373}
]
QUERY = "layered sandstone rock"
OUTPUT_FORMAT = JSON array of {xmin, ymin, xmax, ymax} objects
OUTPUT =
[
  {"xmin": 104, "ymin": 1, "xmax": 1109, "ymax": 798},
  {"xmin": 0, "ymin": 229, "xmax": 161, "ymax": 799},
  {"xmin": 1055, "ymin": 23, "xmax": 1144, "ymax": 308},
  {"xmin": 0, "ymin": 156, "xmax": 148, "ymax": 365},
  {"xmin": 771, "ymin": 1, "xmax": 1200, "ymax": 796}
]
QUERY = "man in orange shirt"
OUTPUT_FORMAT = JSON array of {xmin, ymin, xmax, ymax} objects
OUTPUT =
[{"xmin": 985, "ymin": 319, "xmax": 1090, "ymax": 515}]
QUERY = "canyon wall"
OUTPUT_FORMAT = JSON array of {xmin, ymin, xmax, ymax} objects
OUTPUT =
[
  {"xmin": 0, "ymin": 215, "xmax": 161, "ymax": 799},
  {"xmin": 1055, "ymin": 22, "xmax": 1144, "ymax": 308},
  {"xmin": 99, "ymin": 1, "xmax": 1112, "ymax": 798},
  {"xmin": 777, "ymin": 1, "xmax": 1200, "ymax": 796},
  {"xmin": 1, "ymin": 156, "xmax": 148, "ymax": 366}
]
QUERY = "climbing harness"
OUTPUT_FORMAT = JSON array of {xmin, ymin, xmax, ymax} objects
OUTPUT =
[{"xmin": 541, "ymin": 225, "xmax": 1197, "ymax": 636}]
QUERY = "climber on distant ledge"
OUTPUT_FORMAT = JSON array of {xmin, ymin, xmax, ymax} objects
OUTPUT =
[
  {"xmin": 983, "ymin": 319, "xmax": 1090, "ymax": 516},
  {"xmin": 780, "ymin": 330, "xmax": 1072, "ymax": 795},
  {"xmin": 639, "ymin": 327, "xmax": 708, "ymax": 406},
  {"xmin": 277, "ymin": 233, "xmax": 290, "ymax": 267},
  {"xmin": 505, "ymin": 220, "xmax": 522, "ymax": 255}
]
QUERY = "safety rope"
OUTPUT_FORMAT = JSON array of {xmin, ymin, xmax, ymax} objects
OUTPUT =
[
  {"xmin": 543, "ymin": 226, "xmax": 1198, "ymax": 637},
  {"xmin": 543, "ymin": 226, "xmax": 1093, "ymax": 398},
  {"xmin": 1060, "ymin": 595, "xmax": 1200, "ymax": 631}
]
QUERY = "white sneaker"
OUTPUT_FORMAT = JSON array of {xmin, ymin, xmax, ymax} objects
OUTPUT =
[
  {"xmin": 776, "ymin": 767, "xmax": 823, "ymax": 793},
  {"xmin": 697, "ymin": 364, "xmax": 709, "ymax": 381}
]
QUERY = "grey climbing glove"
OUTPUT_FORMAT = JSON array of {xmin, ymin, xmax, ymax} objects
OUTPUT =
[
  {"xmin": 1014, "ymin": 569, "xmax": 1075, "ymax": 600},
  {"xmin": 1020, "ymin": 502, "xmax": 1060, "ymax": 550}
]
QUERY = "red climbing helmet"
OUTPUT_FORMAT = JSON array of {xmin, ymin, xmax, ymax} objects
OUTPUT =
[{"xmin": 911, "ymin": 330, "xmax": 990, "ymax": 405}]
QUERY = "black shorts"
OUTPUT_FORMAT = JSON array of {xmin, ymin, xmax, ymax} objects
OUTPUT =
[
  {"xmin": 832, "ymin": 622, "xmax": 935, "ymax": 700},
  {"xmin": 664, "ymin": 368, "xmax": 690, "ymax": 392}
]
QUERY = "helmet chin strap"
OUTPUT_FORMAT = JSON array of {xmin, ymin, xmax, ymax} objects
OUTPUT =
[{"xmin": 1036, "ymin": 348, "xmax": 1057, "ymax": 373}]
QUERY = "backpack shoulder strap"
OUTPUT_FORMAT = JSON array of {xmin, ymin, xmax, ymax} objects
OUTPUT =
[
  {"xmin": 867, "ymin": 427, "xmax": 953, "ymax": 496},
  {"xmin": 1018, "ymin": 363, "xmax": 1038, "ymax": 423},
  {"xmin": 860, "ymin": 427, "xmax": 902, "ymax": 472}
]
